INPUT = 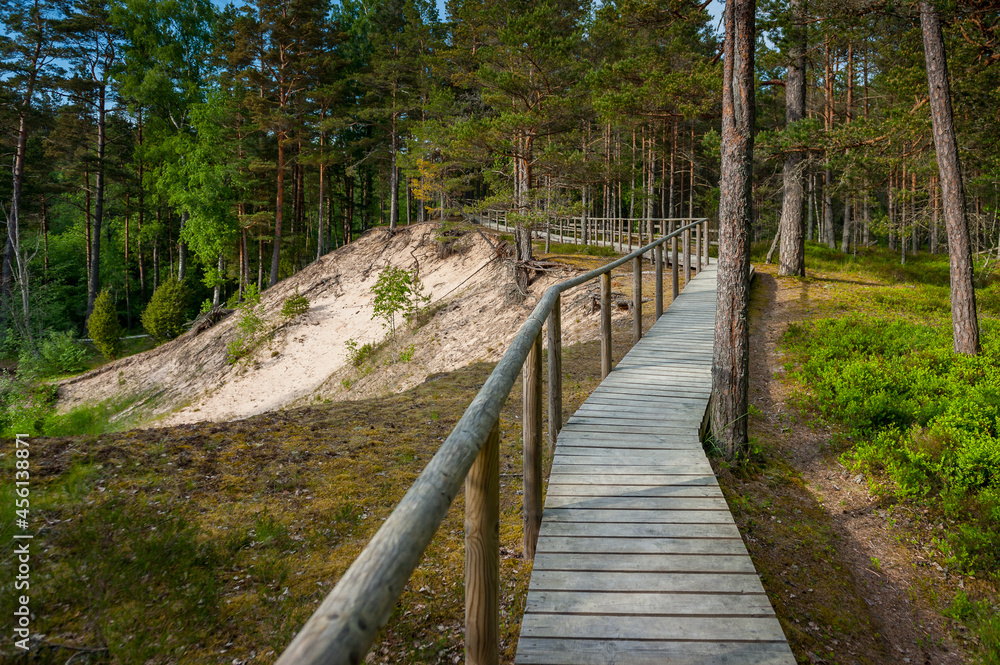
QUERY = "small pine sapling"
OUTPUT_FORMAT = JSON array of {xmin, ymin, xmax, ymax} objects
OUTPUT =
[{"xmin": 281, "ymin": 288, "xmax": 310, "ymax": 320}]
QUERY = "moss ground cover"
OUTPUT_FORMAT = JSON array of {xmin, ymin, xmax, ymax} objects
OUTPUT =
[{"xmin": 0, "ymin": 249, "xmax": 662, "ymax": 664}]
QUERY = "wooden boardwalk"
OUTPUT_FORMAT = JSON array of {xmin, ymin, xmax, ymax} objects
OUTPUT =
[{"xmin": 515, "ymin": 261, "xmax": 795, "ymax": 665}]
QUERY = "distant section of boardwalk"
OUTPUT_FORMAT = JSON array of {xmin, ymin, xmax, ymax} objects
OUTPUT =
[{"xmin": 515, "ymin": 262, "xmax": 795, "ymax": 665}]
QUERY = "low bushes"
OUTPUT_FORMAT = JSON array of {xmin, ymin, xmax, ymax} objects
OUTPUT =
[{"xmin": 784, "ymin": 314, "xmax": 1000, "ymax": 573}]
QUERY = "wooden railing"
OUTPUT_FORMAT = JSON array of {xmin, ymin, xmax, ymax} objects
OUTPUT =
[
  {"xmin": 478, "ymin": 211, "xmax": 714, "ymax": 259},
  {"xmin": 275, "ymin": 218, "xmax": 711, "ymax": 665}
]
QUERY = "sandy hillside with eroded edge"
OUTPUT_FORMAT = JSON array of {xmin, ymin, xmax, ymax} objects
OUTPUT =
[{"xmin": 57, "ymin": 223, "xmax": 619, "ymax": 428}]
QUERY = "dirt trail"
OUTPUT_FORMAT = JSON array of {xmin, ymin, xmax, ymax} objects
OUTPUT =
[
  {"xmin": 746, "ymin": 267, "xmax": 968, "ymax": 665},
  {"xmin": 57, "ymin": 223, "xmax": 614, "ymax": 428}
]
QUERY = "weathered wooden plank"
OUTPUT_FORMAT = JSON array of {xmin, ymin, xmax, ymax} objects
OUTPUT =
[
  {"xmin": 555, "ymin": 430, "xmax": 702, "ymax": 445},
  {"xmin": 532, "ymin": 552, "xmax": 757, "ymax": 574},
  {"xmin": 573, "ymin": 403, "xmax": 705, "ymax": 417},
  {"xmin": 535, "ymin": 536, "xmax": 741, "ymax": 555},
  {"xmin": 559, "ymin": 424, "xmax": 702, "ymax": 436},
  {"xmin": 545, "ymin": 474, "xmax": 716, "ymax": 486},
  {"xmin": 581, "ymin": 393, "xmax": 709, "ymax": 406},
  {"xmin": 549, "ymin": 463, "xmax": 713, "ymax": 476},
  {"xmin": 553, "ymin": 452, "xmax": 708, "ymax": 464},
  {"xmin": 543, "ymin": 495, "xmax": 730, "ymax": 511},
  {"xmin": 525, "ymin": 590, "xmax": 774, "ymax": 616},
  {"xmin": 544, "ymin": 484, "xmax": 722, "ymax": 498},
  {"xmin": 541, "ymin": 508, "xmax": 735, "ymax": 524},
  {"xmin": 536, "ymin": 519, "xmax": 740, "ymax": 540},
  {"xmin": 520, "ymin": 614, "xmax": 787, "ymax": 643},
  {"xmin": 565, "ymin": 413, "xmax": 705, "ymax": 427},
  {"xmin": 528, "ymin": 570, "xmax": 766, "ymax": 595},
  {"xmin": 515, "ymin": 638, "xmax": 794, "ymax": 665}
]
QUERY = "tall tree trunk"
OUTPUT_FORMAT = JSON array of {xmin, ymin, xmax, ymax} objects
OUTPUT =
[
  {"xmin": 514, "ymin": 135, "xmax": 534, "ymax": 263},
  {"xmin": 823, "ymin": 167, "xmax": 835, "ymax": 248},
  {"xmin": 317, "ymin": 160, "xmax": 325, "ymax": 259},
  {"xmin": 4, "ymin": 105, "xmax": 31, "ymax": 320},
  {"xmin": 87, "ymin": 84, "xmax": 107, "ymax": 316},
  {"xmin": 178, "ymin": 211, "xmax": 188, "ymax": 282},
  {"xmin": 136, "ymin": 107, "xmax": 145, "ymax": 296},
  {"xmin": 921, "ymin": 0, "xmax": 979, "ymax": 354},
  {"xmin": 270, "ymin": 133, "xmax": 286, "ymax": 287},
  {"xmin": 841, "ymin": 199, "xmax": 852, "ymax": 253},
  {"xmin": 712, "ymin": 0, "xmax": 756, "ymax": 459},
  {"xmin": 807, "ymin": 172, "xmax": 815, "ymax": 241},
  {"xmin": 863, "ymin": 197, "xmax": 870, "ymax": 246},
  {"xmin": 669, "ymin": 119, "xmax": 677, "ymax": 218},
  {"xmin": 777, "ymin": 0, "xmax": 807, "ymax": 276},
  {"xmin": 389, "ymin": 122, "xmax": 399, "ymax": 233},
  {"xmin": 930, "ymin": 175, "xmax": 939, "ymax": 253}
]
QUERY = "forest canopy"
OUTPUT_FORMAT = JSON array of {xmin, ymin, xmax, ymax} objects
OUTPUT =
[{"xmin": 3, "ymin": 0, "xmax": 999, "ymax": 354}]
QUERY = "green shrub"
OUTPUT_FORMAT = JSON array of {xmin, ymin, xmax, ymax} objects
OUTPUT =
[
  {"xmin": 88, "ymin": 289, "xmax": 124, "ymax": 360},
  {"xmin": 399, "ymin": 344, "xmax": 416, "ymax": 363},
  {"xmin": 142, "ymin": 279, "xmax": 190, "ymax": 343},
  {"xmin": 784, "ymin": 314, "xmax": 1000, "ymax": 574},
  {"xmin": 345, "ymin": 338, "xmax": 375, "ymax": 368},
  {"xmin": 226, "ymin": 284, "xmax": 266, "ymax": 364},
  {"xmin": 281, "ymin": 288, "xmax": 310, "ymax": 320},
  {"xmin": 17, "ymin": 331, "xmax": 88, "ymax": 380}
]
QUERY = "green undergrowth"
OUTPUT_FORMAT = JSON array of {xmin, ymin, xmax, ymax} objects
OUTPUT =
[
  {"xmin": 785, "ymin": 315, "xmax": 1000, "ymax": 574},
  {"xmin": 773, "ymin": 244, "xmax": 999, "ymax": 660},
  {"xmin": 540, "ymin": 239, "xmax": 618, "ymax": 257}
]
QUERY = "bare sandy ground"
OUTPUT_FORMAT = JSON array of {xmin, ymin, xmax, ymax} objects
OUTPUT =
[{"xmin": 57, "ymin": 223, "xmax": 614, "ymax": 428}]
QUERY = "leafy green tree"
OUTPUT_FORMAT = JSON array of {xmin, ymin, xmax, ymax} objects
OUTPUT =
[
  {"xmin": 87, "ymin": 288, "xmax": 124, "ymax": 359},
  {"xmin": 371, "ymin": 266, "xmax": 426, "ymax": 359},
  {"xmin": 141, "ymin": 278, "xmax": 189, "ymax": 342}
]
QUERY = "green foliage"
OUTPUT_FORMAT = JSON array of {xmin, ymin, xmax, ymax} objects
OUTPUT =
[
  {"xmin": 371, "ymin": 266, "xmax": 429, "ymax": 360},
  {"xmin": 16, "ymin": 331, "xmax": 89, "ymax": 380},
  {"xmin": 88, "ymin": 289, "xmax": 125, "ymax": 360},
  {"xmin": 142, "ymin": 279, "xmax": 191, "ymax": 343},
  {"xmin": 399, "ymin": 344, "xmax": 416, "ymax": 363},
  {"xmin": 945, "ymin": 592, "xmax": 1000, "ymax": 664},
  {"xmin": 784, "ymin": 314, "xmax": 1000, "ymax": 573},
  {"xmin": 226, "ymin": 285, "xmax": 267, "ymax": 364},
  {"xmin": 0, "ymin": 373, "xmax": 57, "ymax": 437},
  {"xmin": 345, "ymin": 338, "xmax": 375, "ymax": 368},
  {"xmin": 281, "ymin": 288, "xmax": 310, "ymax": 320}
]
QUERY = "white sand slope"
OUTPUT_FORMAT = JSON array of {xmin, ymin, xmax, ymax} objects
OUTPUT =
[{"xmin": 57, "ymin": 223, "xmax": 614, "ymax": 428}]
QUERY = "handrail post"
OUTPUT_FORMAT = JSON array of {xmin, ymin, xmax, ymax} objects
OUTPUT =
[
  {"xmin": 633, "ymin": 256, "xmax": 642, "ymax": 344},
  {"xmin": 523, "ymin": 331, "xmax": 543, "ymax": 560},
  {"xmin": 600, "ymin": 272, "xmax": 611, "ymax": 379},
  {"xmin": 547, "ymin": 295, "xmax": 562, "ymax": 451},
  {"xmin": 655, "ymin": 244, "xmax": 663, "ymax": 319},
  {"xmin": 704, "ymin": 219, "xmax": 711, "ymax": 265},
  {"xmin": 671, "ymin": 221, "xmax": 679, "ymax": 298},
  {"xmin": 682, "ymin": 225, "xmax": 690, "ymax": 289},
  {"xmin": 465, "ymin": 419, "xmax": 499, "ymax": 665},
  {"xmin": 696, "ymin": 221, "xmax": 702, "ymax": 274}
]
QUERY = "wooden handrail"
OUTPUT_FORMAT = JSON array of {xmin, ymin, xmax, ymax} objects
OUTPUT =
[{"xmin": 275, "ymin": 218, "xmax": 709, "ymax": 665}]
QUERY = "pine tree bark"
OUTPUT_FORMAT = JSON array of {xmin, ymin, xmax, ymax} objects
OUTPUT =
[
  {"xmin": 777, "ymin": 0, "xmax": 806, "ymax": 276},
  {"xmin": 921, "ymin": 0, "xmax": 980, "ymax": 354},
  {"xmin": 712, "ymin": 0, "xmax": 756, "ymax": 459},
  {"xmin": 86, "ymin": 83, "xmax": 107, "ymax": 316},
  {"xmin": 270, "ymin": 135, "xmax": 286, "ymax": 287}
]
